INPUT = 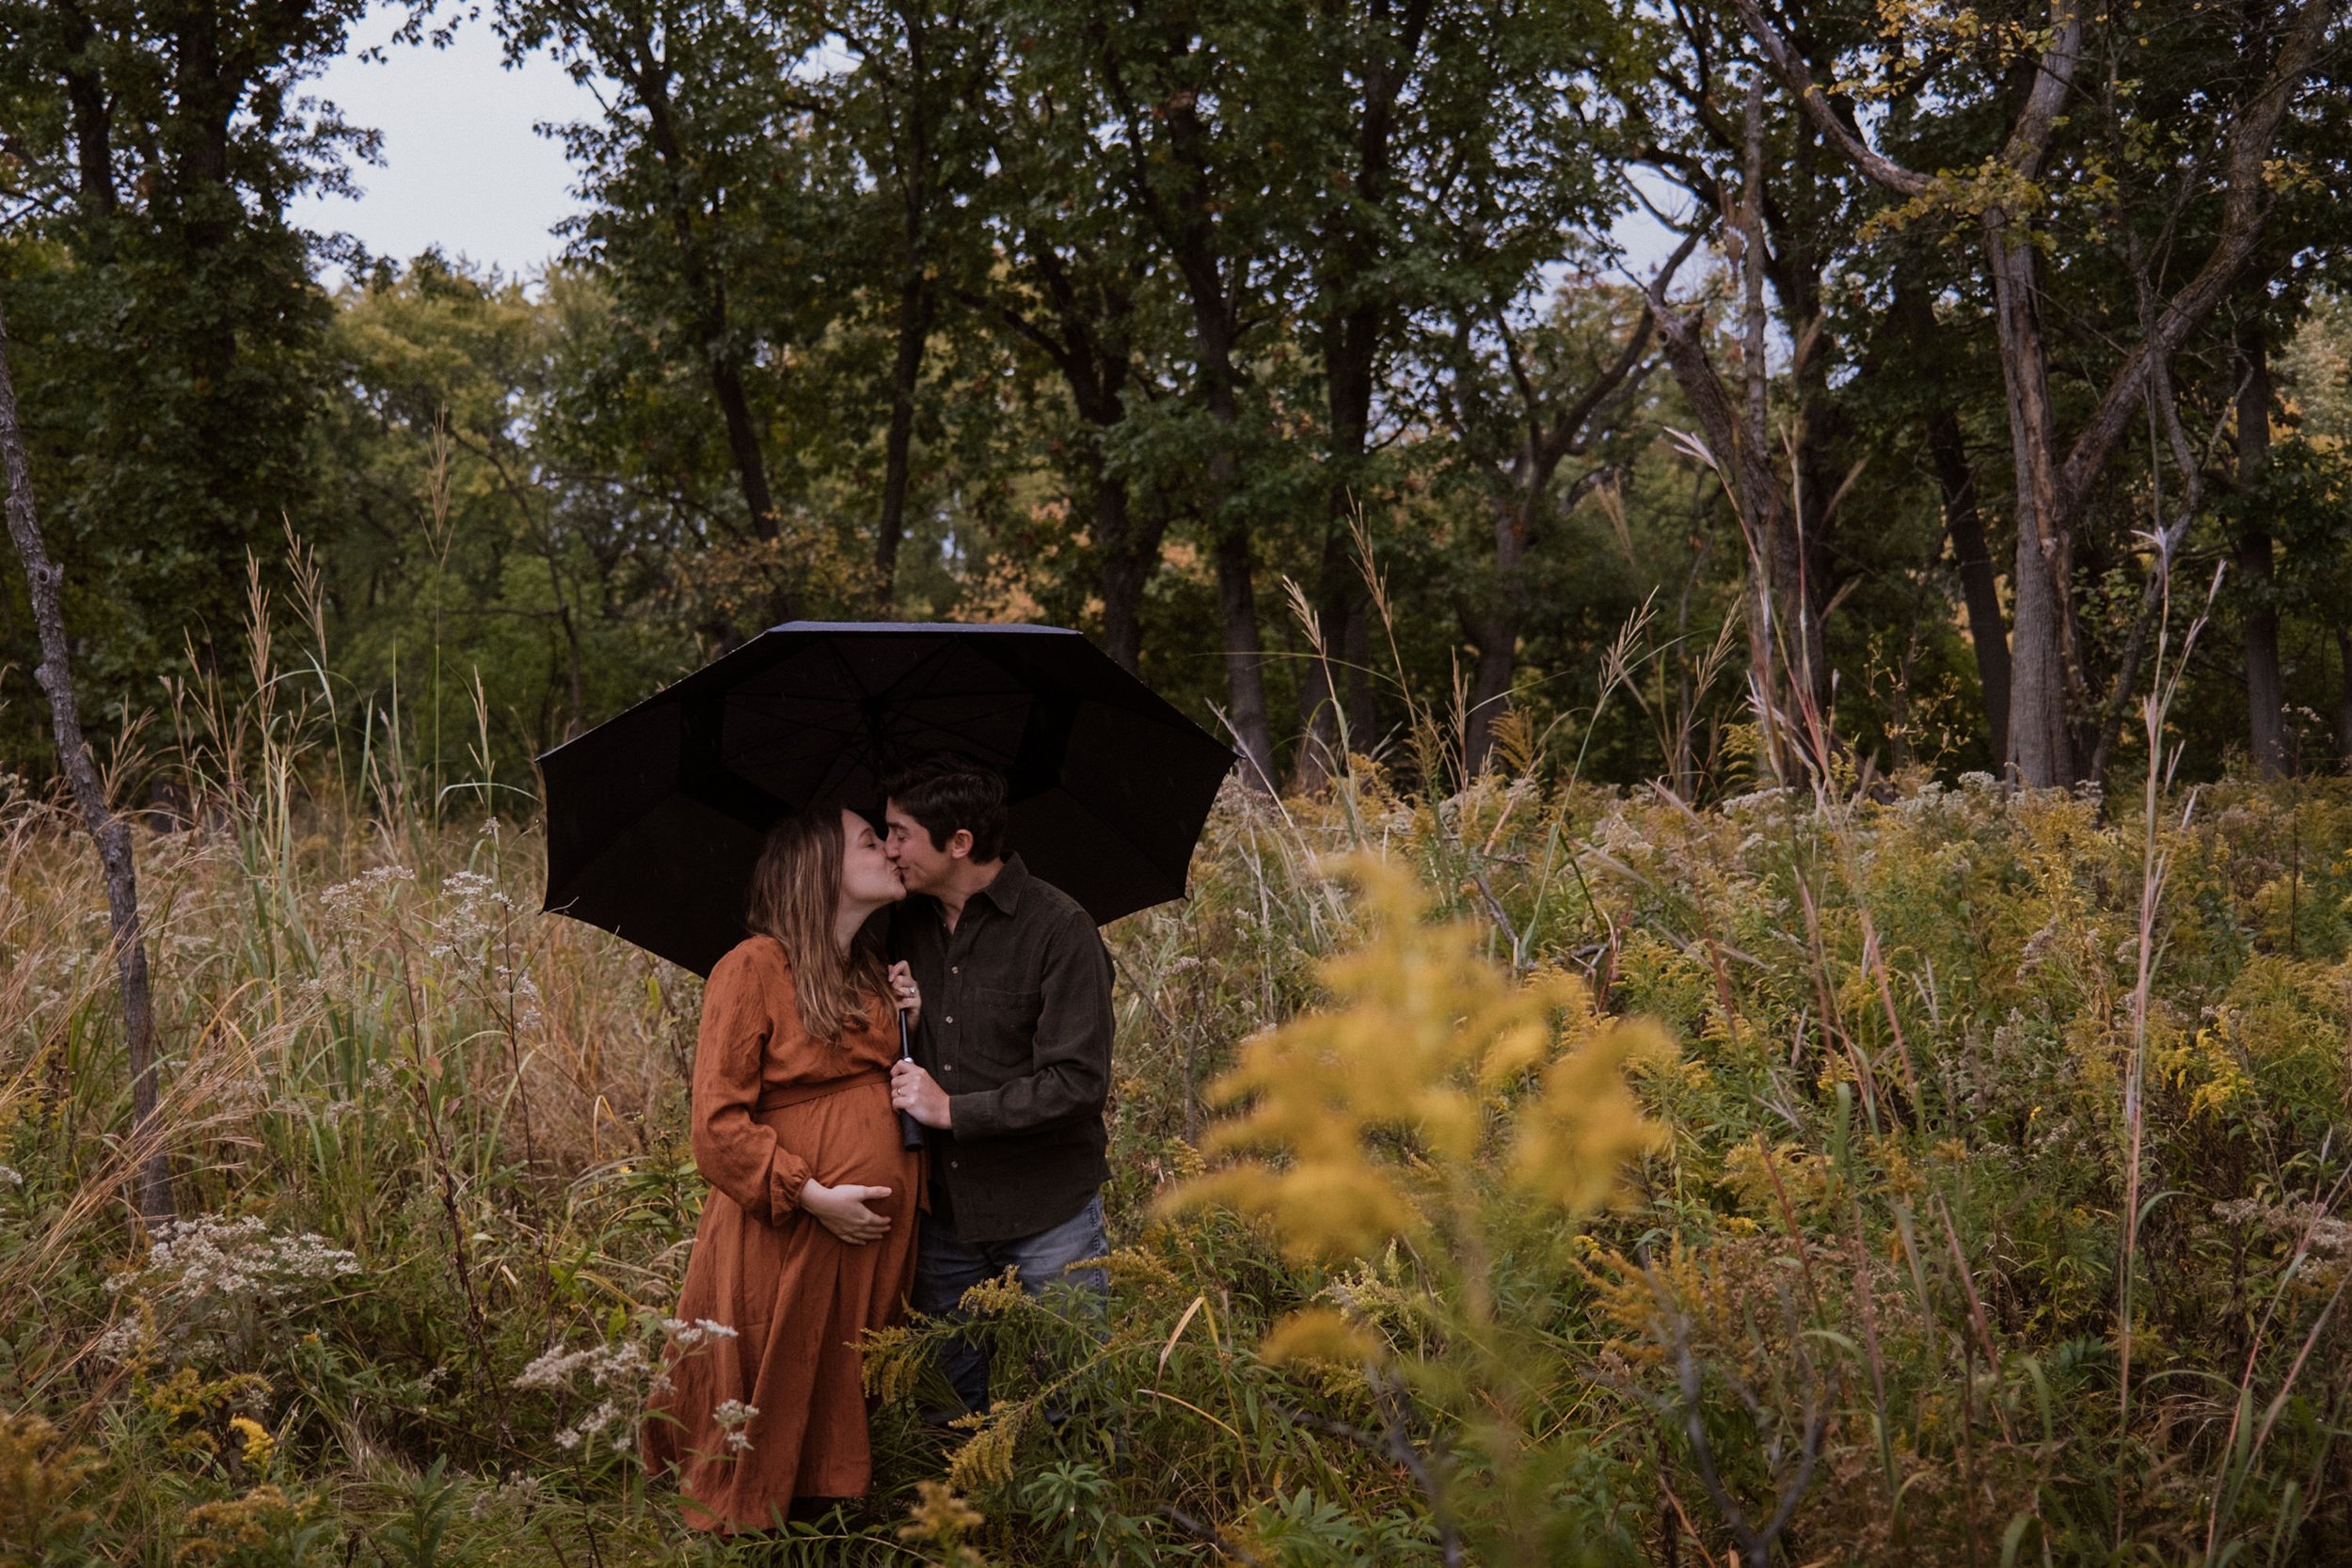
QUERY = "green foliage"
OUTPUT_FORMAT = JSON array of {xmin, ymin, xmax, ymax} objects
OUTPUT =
[
  {"xmin": 316, "ymin": 254, "xmax": 705, "ymax": 780},
  {"xmin": 9, "ymin": 647, "xmax": 2352, "ymax": 1562},
  {"xmin": 0, "ymin": 0, "xmax": 388, "ymax": 742}
]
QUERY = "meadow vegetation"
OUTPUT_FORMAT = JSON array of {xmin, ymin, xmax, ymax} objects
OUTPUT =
[
  {"xmin": 9, "ymin": 2, "xmax": 2352, "ymax": 1559},
  {"xmin": 7, "ymin": 630, "xmax": 2352, "ymax": 1567}
]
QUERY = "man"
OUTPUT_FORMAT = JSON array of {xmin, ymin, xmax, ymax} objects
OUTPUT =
[{"xmin": 881, "ymin": 752, "xmax": 1115, "ymax": 1416}]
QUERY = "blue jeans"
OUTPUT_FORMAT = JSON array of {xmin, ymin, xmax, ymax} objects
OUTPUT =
[{"xmin": 914, "ymin": 1194, "xmax": 1108, "ymax": 1415}]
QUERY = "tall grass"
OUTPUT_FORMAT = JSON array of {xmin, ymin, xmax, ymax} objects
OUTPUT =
[{"xmin": 6, "ymin": 567, "xmax": 2352, "ymax": 1566}]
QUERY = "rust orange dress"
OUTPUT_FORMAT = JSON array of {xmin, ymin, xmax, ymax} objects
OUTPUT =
[{"xmin": 642, "ymin": 936, "xmax": 923, "ymax": 1530}]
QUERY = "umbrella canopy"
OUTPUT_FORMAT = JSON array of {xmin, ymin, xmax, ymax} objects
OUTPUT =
[{"xmin": 537, "ymin": 621, "xmax": 1237, "ymax": 974}]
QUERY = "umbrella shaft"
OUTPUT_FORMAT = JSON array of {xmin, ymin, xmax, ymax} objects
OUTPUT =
[{"xmin": 897, "ymin": 1008, "xmax": 924, "ymax": 1151}]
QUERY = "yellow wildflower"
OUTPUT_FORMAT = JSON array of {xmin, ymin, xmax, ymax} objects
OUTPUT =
[
  {"xmin": 1165, "ymin": 856, "xmax": 1663, "ymax": 1263},
  {"xmin": 1258, "ymin": 1307, "xmax": 1380, "ymax": 1367},
  {"xmin": 900, "ymin": 1479, "xmax": 990, "ymax": 1566},
  {"xmin": 228, "ymin": 1417, "xmax": 273, "ymax": 1467}
]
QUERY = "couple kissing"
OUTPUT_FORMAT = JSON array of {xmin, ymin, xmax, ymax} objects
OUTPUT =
[{"xmin": 640, "ymin": 752, "xmax": 1114, "ymax": 1531}]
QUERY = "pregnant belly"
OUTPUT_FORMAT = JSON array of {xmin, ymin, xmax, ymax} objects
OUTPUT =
[{"xmin": 758, "ymin": 1082, "xmax": 917, "ymax": 1194}]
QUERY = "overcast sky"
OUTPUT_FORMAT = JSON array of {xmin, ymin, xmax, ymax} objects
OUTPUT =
[{"xmin": 289, "ymin": 8, "xmax": 598, "ymax": 287}]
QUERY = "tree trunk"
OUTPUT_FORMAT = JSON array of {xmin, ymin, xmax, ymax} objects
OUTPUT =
[
  {"xmin": 2336, "ymin": 626, "xmax": 2352, "ymax": 771},
  {"xmin": 1926, "ymin": 409, "xmax": 2012, "ymax": 761},
  {"xmin": 977, "ymin": 237, "xmax": 1160, "ymax": 676},
  {"xmin": 1647, "ymin": 278, "xmax": 1804, "ymax": 782},
  {"xmin": 1298, "ymin": 335, "xmax": 1378, "ymax": 787},
  {"xmin": 1986, "ymin": 217, "xmax": 2076, "ymax": 785},
  {"xmin": 1120, "ymin": 63, "xmax": 1273, "ymax": 787},
  {"xmin": 1459, "ymin": 263, "xmax": 1669, "ymax": 780},
  {"xmin": 1216, "ymin": 513, "xmax": 1276, "ymax": 789},
  {"xmin": 1735, "ymin": 88, "xmax": 1801, "ymax": 771},
  {"xmin": 1463, "ymin": 491, "xmax": 1531, "ymax": 773},
  {"xmin": 1094, "ymin": 468, "xmax": 1164, "ymax": 674},
  {"xmin": 710, "ymin": 345, "xmax": 778, "ymax": 540},
  {"xmin": 1195, "ymin": 350, "xmax": 1273, "ymax": 784},
  {"xmin": 0, "ymin": 293, "xmax": 173, "ymax": 1227},
  {"xmin": 1294, "ymin": 529, "xmax": 1356, "ymax": 791},
  {"xmin": 2238, "ymin": 326, "xmax": 2286, "ymax": 776},
  {"xmin": 876, "ymin": 272, "xmax": 931, "ymax": 610},
  {"xmin": 632, "ymin": 46, "xmax": 790, "ymax": 623},
  {"xmin": 57, "ymin": 0, "xmax": 118, "ymax": 218},
  {"xmin": 1465, "ymin": 632, "xmax": 1517, "ymax": 778},
  {"xmin": 875, "ymin": 2, "xmax": 936, "ymax": 612},
  {"xmin": 1295, "ymin": 1, "xmax": 1429, "ymax": 791},
  {"xmin": 1341, "ymin": 578, "xmax": 1375, "ymax": 751}
]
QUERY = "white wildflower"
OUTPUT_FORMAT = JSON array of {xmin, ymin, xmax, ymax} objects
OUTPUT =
[
  {"xmin": 662, "ymin": 1317, "xmax": 739, "ymax": 1350},
  {"xmin": 505, "ymin": 969, "xmax": 546, "ymax": 1031},
  {"xmin": 713, "ymin": 1399, "xmax": 757, "ymax": 1453},
  {"xmin": 94, "ymin": 1315, "xmax": 151, "ymax": 1362},
  {"xmin": 551, "ymin": 1398, "xmax": 623, "ymax": 1452},
  {"xmin": 132, "ymin": 1214, "xmax": 358, "ymax": 1310},
  {"xmin": 1893, "ymin": 782, "xmax": 1949, "ymax": 817},
  {"xmin": 429, "ymin": 869, "xmax": 515, "ymax": 958},
  {"xmin": 318, "ymin": 864, "xmax": 417, "ymax": 926},
  {"xmin": 102, "ymin": 1214, "xmax": 357, "ymax": 1362},
  {"xmin": 469, "ymin": 1472, "xmax": 540, "ymax": 1522},
  {"xmin": 514, "ymin": 1337, "xmax": 650, "ymax": 1391},
  {"xmin": 1720, "ymin": 785, "xmax": 1793, "ymax": 816},
  {"xmin": 2212, "ymin": 1198, "xmax": 2352, "ymax": 1255},
  {"xmin": 1591, "ymin": 812, "xmax": 1653, "ymax": 858}
]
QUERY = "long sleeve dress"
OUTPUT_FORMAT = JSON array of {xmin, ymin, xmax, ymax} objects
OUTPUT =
[{"xmin": 641, "ymin": 936, "xmax": 923, "ymax": 1531}]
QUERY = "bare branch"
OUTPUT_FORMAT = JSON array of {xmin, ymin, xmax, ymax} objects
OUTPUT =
[
  {"xmin": 0, "ymin": 290, "xmax": 173, "ymax": 1226},
  {"xmin": 1731, "ymin": 0, "xmax": 1931, "ymax": 198}
]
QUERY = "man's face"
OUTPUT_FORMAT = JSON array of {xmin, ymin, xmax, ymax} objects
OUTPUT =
[{"xmin": 884, "ymin": 802, "xmax": 962, "ymax": 894}]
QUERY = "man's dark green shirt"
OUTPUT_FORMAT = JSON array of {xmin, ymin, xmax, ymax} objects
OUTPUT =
[{"xmin": 891, "ymin": 855, "xmax": 1115, "ymax": 1243}]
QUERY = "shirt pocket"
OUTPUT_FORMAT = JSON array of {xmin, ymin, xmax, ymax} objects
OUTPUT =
[{"xmin": 969, "ymin": 986, "xmax": 1041, "ymax": 1069}]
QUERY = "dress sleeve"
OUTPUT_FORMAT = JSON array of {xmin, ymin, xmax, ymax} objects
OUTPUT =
[{"xmin": 691, "ymin": 944, "xmax": 812, "ymax": 1221}]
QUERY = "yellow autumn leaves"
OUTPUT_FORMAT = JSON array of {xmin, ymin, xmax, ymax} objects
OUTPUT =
[{"xmin": 1164, "ymin": 858, "xmax": 1667, "ymax": 1360}]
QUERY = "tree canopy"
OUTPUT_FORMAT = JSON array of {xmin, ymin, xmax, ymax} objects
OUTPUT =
[{"xmin": 6, "ymin": 0, "xmax": 2350, "ymax": 796}]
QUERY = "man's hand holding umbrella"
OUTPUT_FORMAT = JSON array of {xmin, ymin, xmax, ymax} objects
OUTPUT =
[{"xmin": 888, "ymin": 1058, "xmax": 951, "ymax": 1129}]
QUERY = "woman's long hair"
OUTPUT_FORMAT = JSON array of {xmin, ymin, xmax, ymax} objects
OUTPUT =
[{"xmin": 742, "ymin": 809, "xmax": 888, "ymax": 1042}]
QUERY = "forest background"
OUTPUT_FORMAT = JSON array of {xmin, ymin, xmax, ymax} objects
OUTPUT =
[
  {"xmin": 17, "ymin": 2, "xmax": 2352, "ymax": 1566},
  {"xmin": 7, "ymin": 0, "xmax": 2352, "ymax": 796}
]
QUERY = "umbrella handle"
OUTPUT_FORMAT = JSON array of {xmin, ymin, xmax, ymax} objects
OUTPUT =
[{"xmin": 897, "ymin": 1008, "xmax": 926, "ymax": 1152}]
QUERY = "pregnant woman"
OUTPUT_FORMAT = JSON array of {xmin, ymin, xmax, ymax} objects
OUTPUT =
[{"xmin": 643, "ymin": 805, "xmax": 924, "ymax": 1530}]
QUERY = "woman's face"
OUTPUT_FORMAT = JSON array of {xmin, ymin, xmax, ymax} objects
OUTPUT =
[{"xmin": 839, "ymin": 808, "xmax": 907, "ymax": 907}]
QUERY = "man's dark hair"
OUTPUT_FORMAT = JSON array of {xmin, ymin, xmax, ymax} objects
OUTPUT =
[{"xmin": 882, "ymin": 752, "xmax": 1010, "ymax": 863}]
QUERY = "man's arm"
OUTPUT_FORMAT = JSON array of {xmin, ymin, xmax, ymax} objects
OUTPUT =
[{"xmin": 946, "ymin": 907, "xmax": 1113, "ymax": 1139}]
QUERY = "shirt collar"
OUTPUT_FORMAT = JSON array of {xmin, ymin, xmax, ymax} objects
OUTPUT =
[{"xmin": 973, "ymin": 853, "xmax": 1031, "ymax": 918}]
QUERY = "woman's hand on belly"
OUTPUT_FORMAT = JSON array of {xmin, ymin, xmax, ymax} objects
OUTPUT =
[{"xmin": 801, "ymin": 1180, "xmax": 894, "ymax": 1244}]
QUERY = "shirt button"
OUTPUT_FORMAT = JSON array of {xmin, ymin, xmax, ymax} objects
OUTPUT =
[
  {"xmin": 949, "ymin": 1160, "xmax": 959, "ymax": 1169},
  {"xmin": 944, "ymin": 1015, "xmax": 953, "ymax": 1024},
  {"xmin": 951, "ymin": 966, "xmax": 960, "ymax": 974},
  {"xmin": 944, "ymin": 1063, "xmax": 954, "ymax": 1072}
]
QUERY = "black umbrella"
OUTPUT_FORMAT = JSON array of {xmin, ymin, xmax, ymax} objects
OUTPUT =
[{"xmin": 536, "ymin": 621, "xmax": 1237, "ymax": 976}]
